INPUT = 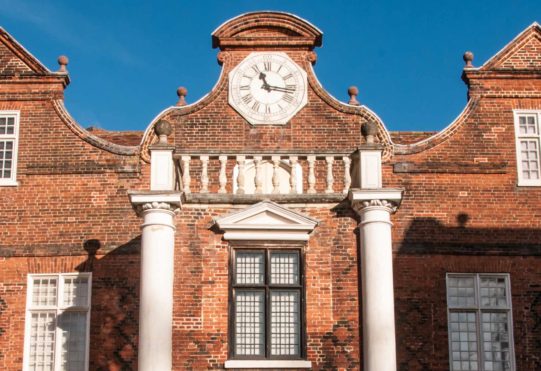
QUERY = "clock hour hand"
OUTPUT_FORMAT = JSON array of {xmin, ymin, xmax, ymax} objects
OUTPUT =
[{"xmin": 258, "ymin": 73, "xmax": 272, "ymax": 92}]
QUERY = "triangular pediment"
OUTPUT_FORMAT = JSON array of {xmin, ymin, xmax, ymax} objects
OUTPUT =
[
  {"xmin": 482, "ymin": 23, "xmax": 541, "ymax": 70},
  {"xmin": 215, "ymin": 201, "xmax": 318, "ymax": 241},
  {"xmin": 0, "ymin": 27, "xmax": 51, "ymax": 76}
]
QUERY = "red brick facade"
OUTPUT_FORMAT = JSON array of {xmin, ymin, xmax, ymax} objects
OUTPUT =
[{"xmin": 0, "ymin": 13, "xmax": 540, "ymax": 371}]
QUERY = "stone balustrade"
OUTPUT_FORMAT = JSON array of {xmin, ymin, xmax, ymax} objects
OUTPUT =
[{"xmin": 172, "ymin": 152, "xmax": 354, "ymax": 195}]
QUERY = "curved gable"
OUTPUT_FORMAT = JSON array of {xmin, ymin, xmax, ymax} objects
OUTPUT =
[{"xmin": 212, "ymin": 11, "xmax": 323, "ymax": 49}]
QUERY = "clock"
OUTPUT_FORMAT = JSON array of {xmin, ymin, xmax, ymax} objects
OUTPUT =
[{"xmin": 228, "ymin": 52, "xmax": 308, "ymax": 125}]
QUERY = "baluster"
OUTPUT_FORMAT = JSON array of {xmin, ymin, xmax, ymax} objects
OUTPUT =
[
  {"xmin": 236, "ymin": 155, "xmax": 246, "ymax": 195},
  {"xmin": 342, "ymin": 156, "xmax": 351, "ymax": 194},
  {"xmin": 218, "ymin": 155, "xmax": 227, "ymax": 194},
  {"xmin": 254, "ymin": 156, "xmax": 263, "ymax": 194},
  {"xmin": 181, "ymin": 155, "xmax": 191, "ymax": 194},
  {"xmin": 289, "ymin": 156, "xmax": 298, "ymax": 194},
  {"xmin": 200, "ymin": 156, "xmax": 209, "ymax": 193},
  {"xmin": 272, "ymin": 156, "xmax": 281, "ymax": 194},
  {"xmin": 325, "ymin": 156, "xmax": 334, "ymax": 193},
  {"xmin": 307, "ymin": 156, "xmax": 316, "ymax": 194}
]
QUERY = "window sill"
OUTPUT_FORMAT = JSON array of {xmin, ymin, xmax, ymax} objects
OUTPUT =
[
  {"xmin": 517, "ymin": 182, "xmax": 541, "ymax": 187},
  {"xmin": 0, "ymin": 180, "xmax": 19, "ymax": 187},
  {"xmin": 225, "ymin": 360, "xmax": 312, "ymax": 369}
]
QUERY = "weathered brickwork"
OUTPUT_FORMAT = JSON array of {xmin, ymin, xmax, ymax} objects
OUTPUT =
[{"xmin": 0, "ymin": 12, "xmax": 540, "ymax": 371}]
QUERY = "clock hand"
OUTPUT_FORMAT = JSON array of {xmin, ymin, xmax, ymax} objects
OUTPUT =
[
  {"xmin": 264, "ymin": 85, "xmax": 296, "ymax": 93},
  {"xmin": 258, "ymin": 73, "xmax": 272, "ymax": 92}
]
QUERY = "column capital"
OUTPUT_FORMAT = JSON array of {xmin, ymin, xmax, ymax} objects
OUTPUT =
[
  {"xmin": 128, "ymin": 191, "xmax": 182, "ymax": 217},
  {"xmin": 348, "ymin": 188, "xmax": 404, "ymax": 215},
  {"xmin": 352, "ymin": 199, "xmax": 399, "ymax": 214}
]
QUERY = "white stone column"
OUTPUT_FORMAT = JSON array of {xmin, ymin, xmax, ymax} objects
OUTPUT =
[
  {"xmin": 129, "ymin": 192, "xmax": 181, "ymax": 371},
  {"xmin": 350, "ymin": 189, "xmax": 402, "ymax": 371}
]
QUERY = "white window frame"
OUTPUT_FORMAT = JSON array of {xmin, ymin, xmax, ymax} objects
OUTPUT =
[
  {"xmin": 23, "ymin": 273, "xmax": 92, "ymax": 371},
  {"xmin": 513, "ymin": 110, "xmax": 541, "ymax": 186},
  {"xmin": 446, "ymin": 273, "xmax": 515, "ymax": 371},
  {"xmin": 0, "ymin": 110, "xmax": 20, "ymax": 186}
]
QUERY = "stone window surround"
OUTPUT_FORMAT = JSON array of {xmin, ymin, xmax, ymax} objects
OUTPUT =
[
  {"xmin": 0, "ymin": 110, "xmax": 20, "ymax": 186},
  {"xmin": 23, "ymin": 272, "xmax": 92, "ymax": 371},
  {"xmin": 513, "ymin": 110, "xmax": 541, "ymax": 186},
  {"xmin": 216, "ymin": 201, "xmax": 315, "ymax": 369}
]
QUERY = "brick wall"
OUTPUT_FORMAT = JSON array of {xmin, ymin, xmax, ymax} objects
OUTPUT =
[{"xmin": 0, "ymin": 12, "xmax": 540, "ymax": 371}]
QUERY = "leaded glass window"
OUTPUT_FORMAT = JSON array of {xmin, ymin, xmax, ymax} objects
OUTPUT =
[
  {"xmin": 446, "ymin": 274, "xmax": 515, "ymax": 371},
  {"xmin": 231, "ymin": 249, "xmax": 304, "ymax": 359},
  {"xmin": 24, "ymin": 273, "xmax": 91, "ymax": 371}
]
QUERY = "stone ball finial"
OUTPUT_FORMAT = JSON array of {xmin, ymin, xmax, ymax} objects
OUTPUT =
[
  {"xmin": 361, "ymin": 121, "xmax": 378, "ymax": 144},
  {"xmin": 57, "ymin": 55, "xmax": 69, "ymax": 73},
  {"xmin": 154, "ymin": 120, "xmax": 173, "ymax": 144},
  {"xmin": 463, "ymin": 51, "xmax": 474, "ymax": 68},
  {"xmin": 176, "ymin": 87, "xmax": 188, "ymax": 106},
  {"xmin": 348, "ymin": 86, "xmax": 360, "ymax": 105}
]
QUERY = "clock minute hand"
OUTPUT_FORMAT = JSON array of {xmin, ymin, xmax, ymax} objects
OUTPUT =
[{"xmin": 265, "ymin": 85, "xmax": 296, "ymax": 93}]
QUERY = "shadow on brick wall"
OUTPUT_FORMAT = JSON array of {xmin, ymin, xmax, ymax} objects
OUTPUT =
[
  {"xmin": 394, "ymin": 215, "xmax": 541, "ymax": 370},
  {"xmin": 76, "ymin": 237, "xmax": 141, "ymax": 371},
  {"xmin": 399, "ymin": 215, "xmax": 541, "ymax": 255}
]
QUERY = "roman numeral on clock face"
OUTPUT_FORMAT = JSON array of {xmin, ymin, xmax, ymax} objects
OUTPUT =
[
  {"xmin": 283, "ymin": 93, "xmax": 294, "ymax": 103},
  {"xmin": 264, "ymin": 61, "xmax": 272, "ymax": 71},
  {"xmin": 242, "ymin": 94, "xmax": 253, "ymax": 104},
  {"xmin": 251, "ymin": 101, "xmax": 260, "ymax": 112},
  {"xmin": 240, "ymin": 85, "xmax": 250, "ymax": 90}
]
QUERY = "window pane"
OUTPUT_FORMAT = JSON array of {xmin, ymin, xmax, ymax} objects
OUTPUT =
[
  {"xmin": 0, "ymin": 140, "xmax": 14, "ymax": 179},
  {"xmin": 480, "ymin": 277, "xmax": 508, "ymax": 308},
  {"xmin": 58, "ymin": 312, "xmax": 88, "ymax": 371},
  {"xmin": 270, "ymin": 251, "xmax": 299, "ymax": 285},
  {"xmin": 32, "ymin": 277, "xmax": 58, "ymax": 307},
  {"xmin": 482, "ymin": 312, "xmax": 512, "ymax": 371},
  {"xmin": 447, "ymin": 276, "xmax": 476, "ymax": 307},
  {"xmin": 235, "ymin": 290, "xmax": 265, "ymax": 356},
  {"xmin": 449, "ymin": 312, "xmax": 478, "ymax": 370},
  {"xmin": 235, "ymin": 252, "xmax": 264, "ymax": 285},
  {"xmin": 518, "ymin": 115, "xmax": 538, "ymax": 135},
  {"xmin": 270, "ymin": 290, "xmax": 300, "ymax": 356},
  {"xmin": 520, "ymin": 140, "xmax": 541, "ymax": 180},
  {"xmin": 63, "ymin": 277, "xmax": 89, "ymax": 307},
  {"xmin": 0, "ymin": 117, "xmax": 5, "ymax": 135},
  {"xmin": 28, "ymin": 312, "xmax": 56, "ymax": 371}
]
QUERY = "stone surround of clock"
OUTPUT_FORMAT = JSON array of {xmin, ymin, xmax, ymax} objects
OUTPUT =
[{"xmin": 228, "ymin": 52, "xmax": 308, "ymax": 125}]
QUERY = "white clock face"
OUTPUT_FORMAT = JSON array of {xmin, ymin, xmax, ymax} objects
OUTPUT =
[{"xmin": 229, "ymin": 52, "xmax": 308, "ymax": 125}]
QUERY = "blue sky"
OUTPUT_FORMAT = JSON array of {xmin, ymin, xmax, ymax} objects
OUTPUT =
[{"xmin": 1, "ymin": 1, "xmax": 540, "ymax": 132}]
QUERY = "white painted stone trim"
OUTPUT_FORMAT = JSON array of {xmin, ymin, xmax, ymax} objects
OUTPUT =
[
  {"xmin": 348, "ymin": 188, "xmax": 403, "ymax": 204},
  {"xmin": 360, "ymin": 150, "xmax": 382, "ymax": 189},
  {"xmin": 224, "ymin": 359, "xmax": 312, "ymax": 369},
  {"xmin": 150, "ymin": 148, "xmax": 175, "ymax": 191},
  {"xmin": 223, "ymin": 231, "xmax": 310, "ymax": 241},
  {"xmin": 128, "ymin": 192, "xmax": 182, "ymax": 207},
  {"xmin": 215, "ymin": 201, "xmax": 317, "ymax": 241}
]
